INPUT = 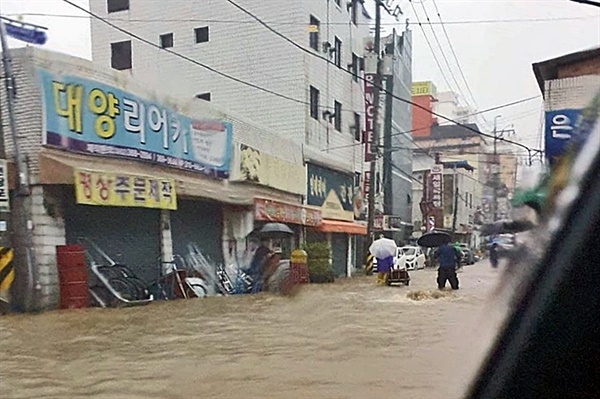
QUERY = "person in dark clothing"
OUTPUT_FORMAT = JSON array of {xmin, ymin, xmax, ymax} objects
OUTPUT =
[
  {"xmin": 434, "ymin": 242, "xmax": 461, "ymax": 290},
  {"xmin": 490, "ymin": 243, "xmax": 499, "ymax": 268},
  {"xmin": 249, "ymin": 239, "xmax": 272, "ymax": 292}
]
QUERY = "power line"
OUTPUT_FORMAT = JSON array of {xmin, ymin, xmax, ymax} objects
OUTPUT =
[
  {"xmin": 63, "ymin": 0, "xmax": 542, "ymax": 156},
  {"xmin": 418, "ymin": 1, "xmax": 470, "ymax": 109},
  {"xmin": 430, "ymin": 0, "xmax": 488, "ymax": 126},
  {"xmin": 222, "ymin": 0, "xmax": 542, "ymax": 153},
  {"xmin": 409, "ymin": 1, "xmax": 454, "ymax": 94},
  {"xmin": 8, "ymin": 12, "xmax": 598, "ymax": 25},
  {"xmin": 326, "ymin": 95, "xmax": 539, "ymax": 151}
]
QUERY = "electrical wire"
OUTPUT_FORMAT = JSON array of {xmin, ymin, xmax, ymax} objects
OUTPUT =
[
  {"xmin": 62, "ymin": 0, "xmax": 543, "ymax": 155},
  {"xmin": 409, "ymin": 0, "xmax": 455, "ymax": 96},
  {"xmin": 418, "ymin": 1, "xmax": 470, "ymax": 111},
  {"xmin": 10, "ymin": 12, "xmax": 598, "ymax": 26},
  {"xmin": 221, "ymin": 0, "xmax": 541, "ymax": 152},
  {"xmin": 430, "ymin": 0, "xmax": 489, "ymax": 126}
]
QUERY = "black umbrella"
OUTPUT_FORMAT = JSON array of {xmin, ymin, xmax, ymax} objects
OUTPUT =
[
  {"xmin": 258, "ymin": 222, "xmax": 294, "ymax": 236},
  {"xmin": 417, "ymin": 231, "xmax": 451, "ymax": 248}
]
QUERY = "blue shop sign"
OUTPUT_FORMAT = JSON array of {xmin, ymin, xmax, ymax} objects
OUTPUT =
[
  {"xmin": 307, "ymin": 163, "xmax": 354, "ymax": 211},
  {"xmin": 544, "ymin": 108, "xmax": 582, "ymax": 164},
  {"xmin": 38, "ymin": 69, "xmax": 232, "ymax": 178}
]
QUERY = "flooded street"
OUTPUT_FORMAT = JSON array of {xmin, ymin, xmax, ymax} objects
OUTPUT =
[{"xmin": 0, "ymin": 262, "xmax": 509, "ymax": 399}]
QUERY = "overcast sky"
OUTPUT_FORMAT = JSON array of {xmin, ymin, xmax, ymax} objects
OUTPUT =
[{"xmin": 1, "ymin": 0, "xmax": 600, "ymax": 164}]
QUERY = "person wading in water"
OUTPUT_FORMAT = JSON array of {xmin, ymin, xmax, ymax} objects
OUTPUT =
[{"xmin": 434, "ymin": 242, "xmax": 461, "ymax": 290}]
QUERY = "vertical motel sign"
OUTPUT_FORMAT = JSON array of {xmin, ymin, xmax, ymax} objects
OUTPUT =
[{"xmin": 429, "ymin": 164, "xmax": 443, "ymax": 210}]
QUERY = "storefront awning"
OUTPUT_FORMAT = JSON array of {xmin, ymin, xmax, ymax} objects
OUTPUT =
[
  {"xmin": 315, "ymin": 220, "xmax": 367, "ymax": 235},
  {"xmin": 37, "ymin": 149, "xmax": 301, "ymax": 206}
]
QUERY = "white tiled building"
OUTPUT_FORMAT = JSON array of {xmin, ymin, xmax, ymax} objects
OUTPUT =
[{"xmin": 89, "ymin": 0, "xmax": 372, "ymax": 174}]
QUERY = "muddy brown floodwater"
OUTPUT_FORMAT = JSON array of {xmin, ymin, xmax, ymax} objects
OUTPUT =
[{"xmin": 0, "ymin": 262, "xmax": 510, "ymax": 399}]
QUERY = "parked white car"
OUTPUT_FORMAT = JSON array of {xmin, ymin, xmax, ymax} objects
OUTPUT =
[
  {"xmin": 393, "ymin": 247, "xmax": 407, "ymax": 270},
  {"xmin": 401, "ymin": 246, "xmax": 426, "ymax": 270}
]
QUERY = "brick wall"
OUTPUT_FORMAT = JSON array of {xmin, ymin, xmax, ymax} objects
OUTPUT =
[
  {"xmin": 30, "ymin": 186, "xmax": 66, "ymax": 309},
  {"xmin": 557, "ymin": 55, "xmax": 600, "ymax": 80},
  {"xmin": 544, "ymin": 74, "xmax": 600, "ymax": 111},
  {"xmin": 88, "ymin": 0, "xmax": 369, "ymax": 174}
]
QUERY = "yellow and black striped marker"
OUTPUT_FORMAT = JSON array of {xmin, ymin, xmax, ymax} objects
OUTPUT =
[
  {"xmin": 0, "ymin": 247, "xmax": 15, "ymax": 306},
  {"xmin": 365, "ymin": 254, "xmax": 374, "ymax": 276}
]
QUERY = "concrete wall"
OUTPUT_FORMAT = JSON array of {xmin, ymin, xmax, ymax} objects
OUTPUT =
[{"xmin": 89, "ymin": 0, "xmax": 370, "ymax": 173}]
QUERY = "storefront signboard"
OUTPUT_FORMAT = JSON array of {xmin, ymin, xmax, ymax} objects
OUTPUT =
[
  {"xmin": 254, "ymin": 198, "xmax": 321, "ymax": 227},
  {"xmin": 74, "ymin": 168, "xmax": 177, "ymax": 210},
  {"xmin": 0, "ymin": 160, "xmax": 9, "ymax": 212},
  {"xmin": 307, "ymin": 163, "xmax": 354, "ymax": 222},
  {"xmin": 38, "ymin": 69, "xmax": 232, "ymax": 178},
  {"xmin": 429, "ymin": 164, "xmax": 443, "ymax": 210},
  {"xmin": 544, "ymin": 108, "xmax": 582, "ymax": 164},
  {"xmin": 232, "ymin": 143, "xmax": 306, "ymax": 195}
]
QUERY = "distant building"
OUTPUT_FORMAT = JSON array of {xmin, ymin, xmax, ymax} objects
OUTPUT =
[
  {"xmin": 411, "ymin": 80, "xmax": 438, "ymax": 138},
  {"xmin": 434, "ymin": 91, "xmax": 476, "ymax": 126}
]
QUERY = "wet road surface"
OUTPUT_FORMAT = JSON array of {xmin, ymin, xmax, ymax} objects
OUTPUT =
[{"xmin": 0, "ymin": 261, "xmax": 509, "ymax": 399}]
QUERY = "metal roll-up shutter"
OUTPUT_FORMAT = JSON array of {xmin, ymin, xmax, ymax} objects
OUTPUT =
[
  {"xmin": 170, "ymin": 200, "xmax": 223, "ymax": 265},
  {"xmin": 331, "ymin": 234, "xmax": 349, "ymax": 278},
  {"xmin": 64, "ymin": 193, "xmax": 161, "ymax": 284}
]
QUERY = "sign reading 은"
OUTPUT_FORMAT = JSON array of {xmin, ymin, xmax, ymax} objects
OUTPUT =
[
  {"xmin": 38, "ymin": 69, "xmax": 233, "ymax": 178},
  {"xmin": 74, "ymin": 168, "xmax": 177, "ymax": 210}
]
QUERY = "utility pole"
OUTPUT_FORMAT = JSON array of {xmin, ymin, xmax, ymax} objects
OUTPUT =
[
  {"xmin": 452, "ymin": 166, "xmax": 458, "ymax": 233},
  {"xmin": 366, "ymin": 0, "xmax": 383, "ymax": 243},
  {"xmin": 492, "ymin": 115, "xmax": 500, "ymax": 222},
  {"xmin": 0, "ymin": 17, "xmax": 38, "ymax": 311}
]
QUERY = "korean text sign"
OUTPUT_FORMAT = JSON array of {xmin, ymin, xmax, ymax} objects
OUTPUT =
[
  {"xmin": 0, "ymin": 160, "xmax": 9, "ymax": 212},
  {"xmin": 544, "ymin": 109, "xmax": 582, "ymax": 164},
  {"xmin": 307, "ymin": 163, "xmax": 354, "ymax": 212},
  {"xmin": 429, "ymin": 165, "xmax": 443, "ymax": 210},
  {"xmin": 39, "ymin": 69, "xmax": 233, "ymax": 178},
  {"xmin": 74, "ymin": 168, "xmax": 177, "ymax": 210}
]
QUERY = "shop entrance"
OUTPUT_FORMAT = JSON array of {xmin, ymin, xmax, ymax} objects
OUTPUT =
[
  {"xmin": 64, "ymin": 190, "xmax": 161, "ymax": 284},
  {"xmin": 331, "ymin": 234, "xmax": 349, "ymax": 278},
  {"xmin": 170, "ymin": 199, "xmax": 223, "ymax": 266}
]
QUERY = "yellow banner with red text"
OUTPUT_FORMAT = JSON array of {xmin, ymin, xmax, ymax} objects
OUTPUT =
[{"xmin": 74, "ymin": 168, "xmax": 177, "ymax": 210}]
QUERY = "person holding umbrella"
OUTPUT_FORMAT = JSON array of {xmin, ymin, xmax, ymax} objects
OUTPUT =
[
  {"xmin": 434, "ymin": 242, "xmax": 461, "ymax": 290},
  {"xmin": 369, "ymin": 235, "xmax": 397, "ymax": 286},
  {"xmin": 417, "ymin": 231, "xmax": 460, "ymax": 290}
]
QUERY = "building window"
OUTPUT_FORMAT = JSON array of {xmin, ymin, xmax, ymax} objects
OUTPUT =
[
  {"xmin": 334, "ymin": 101, "xmax": 342, "ymax": 131},
  {"xmin": 351, "ymin": 0, "xmax": 358, "ymax": 25},
  {"xmin": 111, "ymin": 40, "xmax": 132, "ymax": 70},
  {"xmin": 310, "ymin": 86, "xmax": 320, "ymax": 120},
  {"xmin": 309, "ymin": 15, "xmax": 320, "ymax": 51},
  {"xmin": 195, "ymin": 27, "xmax": 209, "ymax": 44},
  {"xmin": 195, "ymin": 92, "xmax": 211, "ymax": 101},
  {"xmin": 351, "ymin": 53, "xmax": 359, "ymax": 82},
  {"xmin": 355, "ymin": 172, "xmax": 361, "ymax": 187},
  {"xmin": 107, "ymin": 0, "xmax": 129, "ymax": 13},
  {"xmin": 159, "ymin": 33, "xmax": 173, "ymax": 49},
  {"xmin": 407, "ymin": 194, "xmax": 412, "ymax": 204},
  {"xmin": 353, "ymin": 112, "xmax": 361, "ymax": 141},
  {"xmin": 334, "ymin": 36, "xmax": 342, "ymax": 67}
]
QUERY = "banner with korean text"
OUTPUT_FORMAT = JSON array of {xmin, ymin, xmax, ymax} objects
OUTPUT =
[
  {"xmin": 38, "ymin": 69, "xmax": 232, "ymax": 179},
  {"xmin": 429, "ymin": 165, "xmax": 443, "ymax": 210},
  {"xmin": 74, "ymin": 168, "xmax": 177, "ymax": 210}
]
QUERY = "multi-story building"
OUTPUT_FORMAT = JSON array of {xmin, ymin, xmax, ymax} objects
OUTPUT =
[
  {"xmin": 90, "ymin": 0, "xmax": 371, "ymax": 173},
  {"xmin": 379, "ymin": 28, "xmax": 413, "ymax": 243},
  {"xmin": 89, "ymin": 0, "xmax": 374, "ymax": 274}
]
